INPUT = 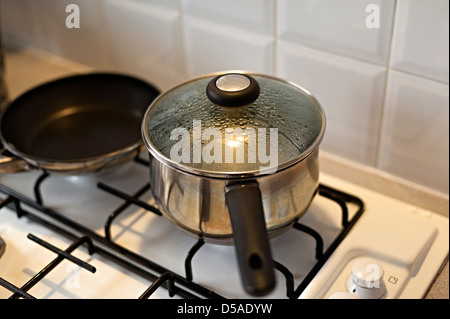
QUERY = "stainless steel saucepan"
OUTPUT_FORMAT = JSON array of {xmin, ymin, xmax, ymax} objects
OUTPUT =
[{"xmin": 142, "ymin": 71, "xmax": 326, "ymax": 296}]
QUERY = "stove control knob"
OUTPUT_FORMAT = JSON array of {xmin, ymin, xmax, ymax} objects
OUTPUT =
[{"xmin": 347, "ymin": 257, "xmax": 386, "ymax": 299}]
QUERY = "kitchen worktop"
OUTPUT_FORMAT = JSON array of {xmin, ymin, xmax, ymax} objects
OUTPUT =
[{"xmin": 1, "ymin": 46, "xmax": 448, "ymax": 299}]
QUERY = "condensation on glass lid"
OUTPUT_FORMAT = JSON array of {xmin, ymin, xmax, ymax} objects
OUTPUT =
[{"xmin": 144, "ymin": 75, "xmax": 325, "ymax": 174}]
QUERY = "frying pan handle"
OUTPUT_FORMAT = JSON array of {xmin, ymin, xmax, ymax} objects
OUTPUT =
[
  {"xmin": 0, "ymin": 149, "xmax": 30, "ymax": 173},
  {"xmin": 225, "ymin": 182, "xmax": 275, "ymax": 296}
]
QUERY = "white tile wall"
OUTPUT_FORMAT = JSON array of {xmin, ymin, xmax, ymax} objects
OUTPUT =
[
  {"xmin": 391, "ymin": 0, "xmax": 449, "ymax": 83},
  {"xmin": 0, "ymin": 0, "xmax": 45, "ymax": 50},
  {"xmin": 32, "ymin": 0, "xmax": 113, "ymax": 70},
  {"xmin": 1, "ymin": 0, "xmax": 449, "ymax": 194},
  {"xmin": 277, "ymin": 41, "xmax": 386, "ymax": 166},
  {"xmin": 183, "ymin": 16, "xmax": 274, "ymax": 78},
  {"xmin": 379, "ymin": 71, "xmax": 449, "ymax": 194},
  {"xmin": 277, "ymin": 0, "xmax": 396, "ymax": 65},
  {"xmin": 182, "ymin": 0, "xmax": 274, "ymax": 35},
  {"xmin": 130, "ymin": 0, "xmax": 179, "ymax": 10},
  {"xmin": 104, "ymin": 0, "xmax": 184, "ymax": 91}
]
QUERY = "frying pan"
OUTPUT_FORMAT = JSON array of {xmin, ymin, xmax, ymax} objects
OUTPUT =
[{"xmin": 0, "ymin": 73, "xmax": 159, "ymax": 174}]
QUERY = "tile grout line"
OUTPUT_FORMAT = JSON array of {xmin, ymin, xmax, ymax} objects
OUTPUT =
[
  {"xmin": 373, "ymin": 0, "xmax": 399, "ymax": 170},
  {"xmin": 277, "ymin": 37, "xmax": 389, "ymax": 70},
  {"xmin": 273, "ymin": 0, "xmax": 278, "ymax": 76},
  {"xmin": 177, "ymin": 0, "xmax": 189, "ymax": 80},
  {"xmin": 98, "ymin": 0, "xmax": 117, "ymax": 70},
  {"xmin": 389, "ymin": 66, "xmax": 449, "ymax": 85}
]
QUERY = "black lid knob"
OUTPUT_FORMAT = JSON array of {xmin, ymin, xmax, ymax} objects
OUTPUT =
[{"xmin": 206, "ymin": 73, "xmax": 260, "ymax": 107}]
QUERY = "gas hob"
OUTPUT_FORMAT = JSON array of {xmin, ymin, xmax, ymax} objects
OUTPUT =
[{"xmin": 0, "ymin": 154, "xmax": 448, "ymax": 299}]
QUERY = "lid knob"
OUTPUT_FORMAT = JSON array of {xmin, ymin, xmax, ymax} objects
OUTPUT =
[{"xmin": 206, "ymin": 73, "xmax": 260, "ymax": 107}]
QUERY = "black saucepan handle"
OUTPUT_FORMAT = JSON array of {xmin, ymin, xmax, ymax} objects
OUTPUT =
[{"xmin": 225, "ymin": 182, "xmax": 275, "ymax": 296}]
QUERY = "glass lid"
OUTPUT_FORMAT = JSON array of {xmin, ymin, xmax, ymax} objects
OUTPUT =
[{"xmin": 142, "ymin": 72, "xmax": 325, "ymax": 177}]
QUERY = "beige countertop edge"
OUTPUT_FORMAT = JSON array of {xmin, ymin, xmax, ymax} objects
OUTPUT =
[
  {"xmin": 2, "ymin": 47, "xmax": 449, "ymax": 299},
  {"xmin": 319, "ymin": 151, "xmax": 449, "ymax": 218},
  {"xmin": 425, "ymin": 261, "xmax": 449, "ymax": 299}
]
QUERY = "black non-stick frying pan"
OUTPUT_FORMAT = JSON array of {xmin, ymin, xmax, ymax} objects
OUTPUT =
[{"xmin": 0, "ymin": 73, "xmax": 160, "ymax": 174}]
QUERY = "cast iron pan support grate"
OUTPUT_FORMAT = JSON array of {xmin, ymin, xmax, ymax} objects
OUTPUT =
[
  {"xmin": 0, "ymin": 156, "xmax": 364, "ymax": 299},
  {"xmin": 34, "ymin": 170, "xmax": 50, "ymax": 206},
  {"xmin": 0, "ymin": 231, "xmax": 96, "ymax": 299},
  {"xmin": 157, "ymin": 185, "xmax": 364, "ymax": 299},
  {"xmin": 0, "ymin": 157, "xmax": 222, "ymax": 299},
  {"xmin": 0, "ymin": 196, "xmax": 198, "ymax": 299},
  {"xmin": 139, "ymin": 272, "xmax": 176, "ymax": 299}
]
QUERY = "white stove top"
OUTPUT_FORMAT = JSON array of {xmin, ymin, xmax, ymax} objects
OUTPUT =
[{"xmin": 0, "ymin": 153, "xmax": 448, "ymax": 299}]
